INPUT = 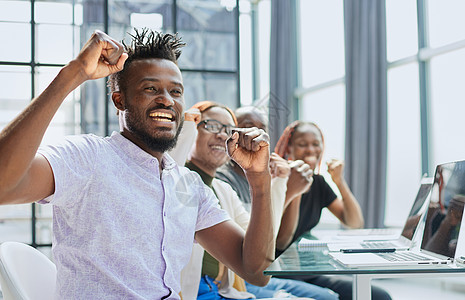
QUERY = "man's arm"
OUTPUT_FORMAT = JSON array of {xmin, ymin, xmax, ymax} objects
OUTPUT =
[
  {"xmin": 0, "ymin": 30, "xmax": 127, "ymax": 205},
  {"xmin": 196, "ymin": 127, "xmax": 273, "ymax": 286}
]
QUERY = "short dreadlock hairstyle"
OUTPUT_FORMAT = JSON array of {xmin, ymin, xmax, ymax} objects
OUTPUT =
[{"xmin": 108, "ymin": 28, "xmax": 186, "ymax": 93}]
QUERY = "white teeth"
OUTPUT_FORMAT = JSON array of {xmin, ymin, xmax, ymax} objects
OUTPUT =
[
  {"xmin": 152, "ymin": 118, "xmax": 171, "ymax": 123},
  {"xmin": 211, "ymin": 145, "xmax": 226, "ymax": 151},
  {"xmin": 149, "ymin": 112, "xmax": 174, "ymax": 121}
]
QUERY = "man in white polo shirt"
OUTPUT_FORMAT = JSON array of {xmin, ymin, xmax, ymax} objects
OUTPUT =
[{"xmin": 0, "ymin": 29, "xmax": 274, "ymax": 299}]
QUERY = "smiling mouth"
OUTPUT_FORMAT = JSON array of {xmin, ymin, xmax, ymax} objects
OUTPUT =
[
  {"xmin": 211, "ymin": 145, "xmax": 226, "ymax": 152},
  {"xmin": 305, "ymin": 156, "xmax": 318, "ymax": 165},
  {"xmin": 149, "ymin": 112, "xmax": 175, "ymax": 123}
]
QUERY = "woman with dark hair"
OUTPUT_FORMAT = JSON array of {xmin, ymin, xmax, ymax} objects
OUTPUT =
[
  {"xmin": 274, "ymin": 121, "xmax": 392, "ymax": 300},
  {"xmin": 275, "ymin": 121, "xmax": 364, "ymax": 251}
]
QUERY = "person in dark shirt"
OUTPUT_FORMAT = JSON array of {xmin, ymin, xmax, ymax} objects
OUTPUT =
[
  {"xmin": 274, "ymin": 121, "xmax": 364, "ymax": 252},
  {"xmin": 273, "ymin": 120, "xmax": 391, "ymax": 300}
]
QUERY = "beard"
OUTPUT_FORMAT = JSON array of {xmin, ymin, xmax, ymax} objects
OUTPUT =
[
  {"xmin": 132, "ymin": 120, "xmax": 184, "ymax": 153},
  {"xmin": 125, "ymin": 107, "xmax": 184, "ymax": 153}
]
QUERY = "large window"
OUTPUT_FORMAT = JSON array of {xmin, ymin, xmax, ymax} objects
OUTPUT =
[
  {"xmin": 0, "ymin": 0, "xmax": 240, "ymax": 249},
  {"xmin": 298, "ymin": 0, "xmax": 345, "ymax": 162},
  {"xmin": 238, "ymin": 0, "xmax": 271, "ymax": 106},
  {"xmin": 297, "ymin": 0, "xmax": 465, "ymax": 227},
  {"xmin": 0, "ymin": 0, "xmax": 82, "ymax": 250},
  {"xmin": 385, "ymin": 0, "xmax": 422, "ymax": 226},
  {"xmin": 297, "ymin": 0, "xmax": 345, "ymax": 224},
  {"xmin": 385, "ymin": 0, "xmax": 465, "ymax": 226}
]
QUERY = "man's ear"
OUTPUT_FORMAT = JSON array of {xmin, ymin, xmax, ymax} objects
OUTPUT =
[{"xmin": 112, "ymin": 92, "xmax": 124, "ymax": 113}]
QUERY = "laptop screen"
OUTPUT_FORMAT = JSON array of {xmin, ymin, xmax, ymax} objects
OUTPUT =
[
  {"xmin": 400, "ymin": 181, "xmax": 433, "ymax": 241},
  {"xmin": 420, "ymin": 160, "xmax": 465, "ymax": 258}
]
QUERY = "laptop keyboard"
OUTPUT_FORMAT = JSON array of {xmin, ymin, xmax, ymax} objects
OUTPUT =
[
  {"xmin": 361, "ymin": 241, "xmax": 397, "ymax": 248},
  {"xmin": 377, "ymin": 252, "xmax": 431, "ymax": 262},
  {"xmin": 337, "ymin": 228, "xmax": 399, "ymax": 236}
]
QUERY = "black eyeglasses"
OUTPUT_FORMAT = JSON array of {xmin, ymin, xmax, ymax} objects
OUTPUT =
[{"xmin": 198, "ymin": 119, "xmax": 235, "ymax": 136}]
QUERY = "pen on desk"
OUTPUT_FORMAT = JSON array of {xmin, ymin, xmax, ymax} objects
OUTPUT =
[{"xmin": 341, "ymin": 248, "xmax": 396, "ymax": 254}]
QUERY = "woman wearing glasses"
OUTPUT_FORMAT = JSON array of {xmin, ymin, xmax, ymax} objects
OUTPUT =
[
  {"xmin": 179, "ymin": 101, "xmax": 339, "ymax": 299},
  {"xmin": 188, "ymin": 103, "xmax": 237, "ymax": 173}
]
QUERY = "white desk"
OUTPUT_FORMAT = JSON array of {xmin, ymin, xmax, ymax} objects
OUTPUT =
[{"xmin": 265, "ymin": 243, "xmax": 465, "ymax": 300}]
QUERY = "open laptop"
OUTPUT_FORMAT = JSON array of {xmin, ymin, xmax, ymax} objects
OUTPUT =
[
  {"xmin": 327, "ymin": 176, "xmax": 433, "ymax": 252},
  {"xmin": 330, "ymin": 160, "xmax": 465, "ymax": 268}
]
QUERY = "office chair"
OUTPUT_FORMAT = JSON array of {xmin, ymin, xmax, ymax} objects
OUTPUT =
[{"xmin": 0, "ymin": 242, "xmax": 56, "ymax": 300}]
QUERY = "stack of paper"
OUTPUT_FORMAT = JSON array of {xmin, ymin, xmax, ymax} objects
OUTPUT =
[{"xmin": 297, "ymin": 237, "xmax": 328, "ymax": 251}]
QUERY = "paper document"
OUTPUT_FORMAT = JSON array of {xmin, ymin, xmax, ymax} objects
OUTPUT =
[{"xmin": 297, "ymin": 237, "xmax": 328, "ymax": 251}]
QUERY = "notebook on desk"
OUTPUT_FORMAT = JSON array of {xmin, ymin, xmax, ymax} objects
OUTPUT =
[
  {"xmin": 330, "ymin": 160, "xmax": 465, "ymax": 268},
  {"xmin": 327, "ymin": 176, "xmax": 433, "ymax": 252}
]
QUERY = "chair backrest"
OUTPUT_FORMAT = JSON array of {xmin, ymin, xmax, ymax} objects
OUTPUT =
[{"xmin": 0, "ymin": 242, "xmax": 56, "ymax": 300}]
